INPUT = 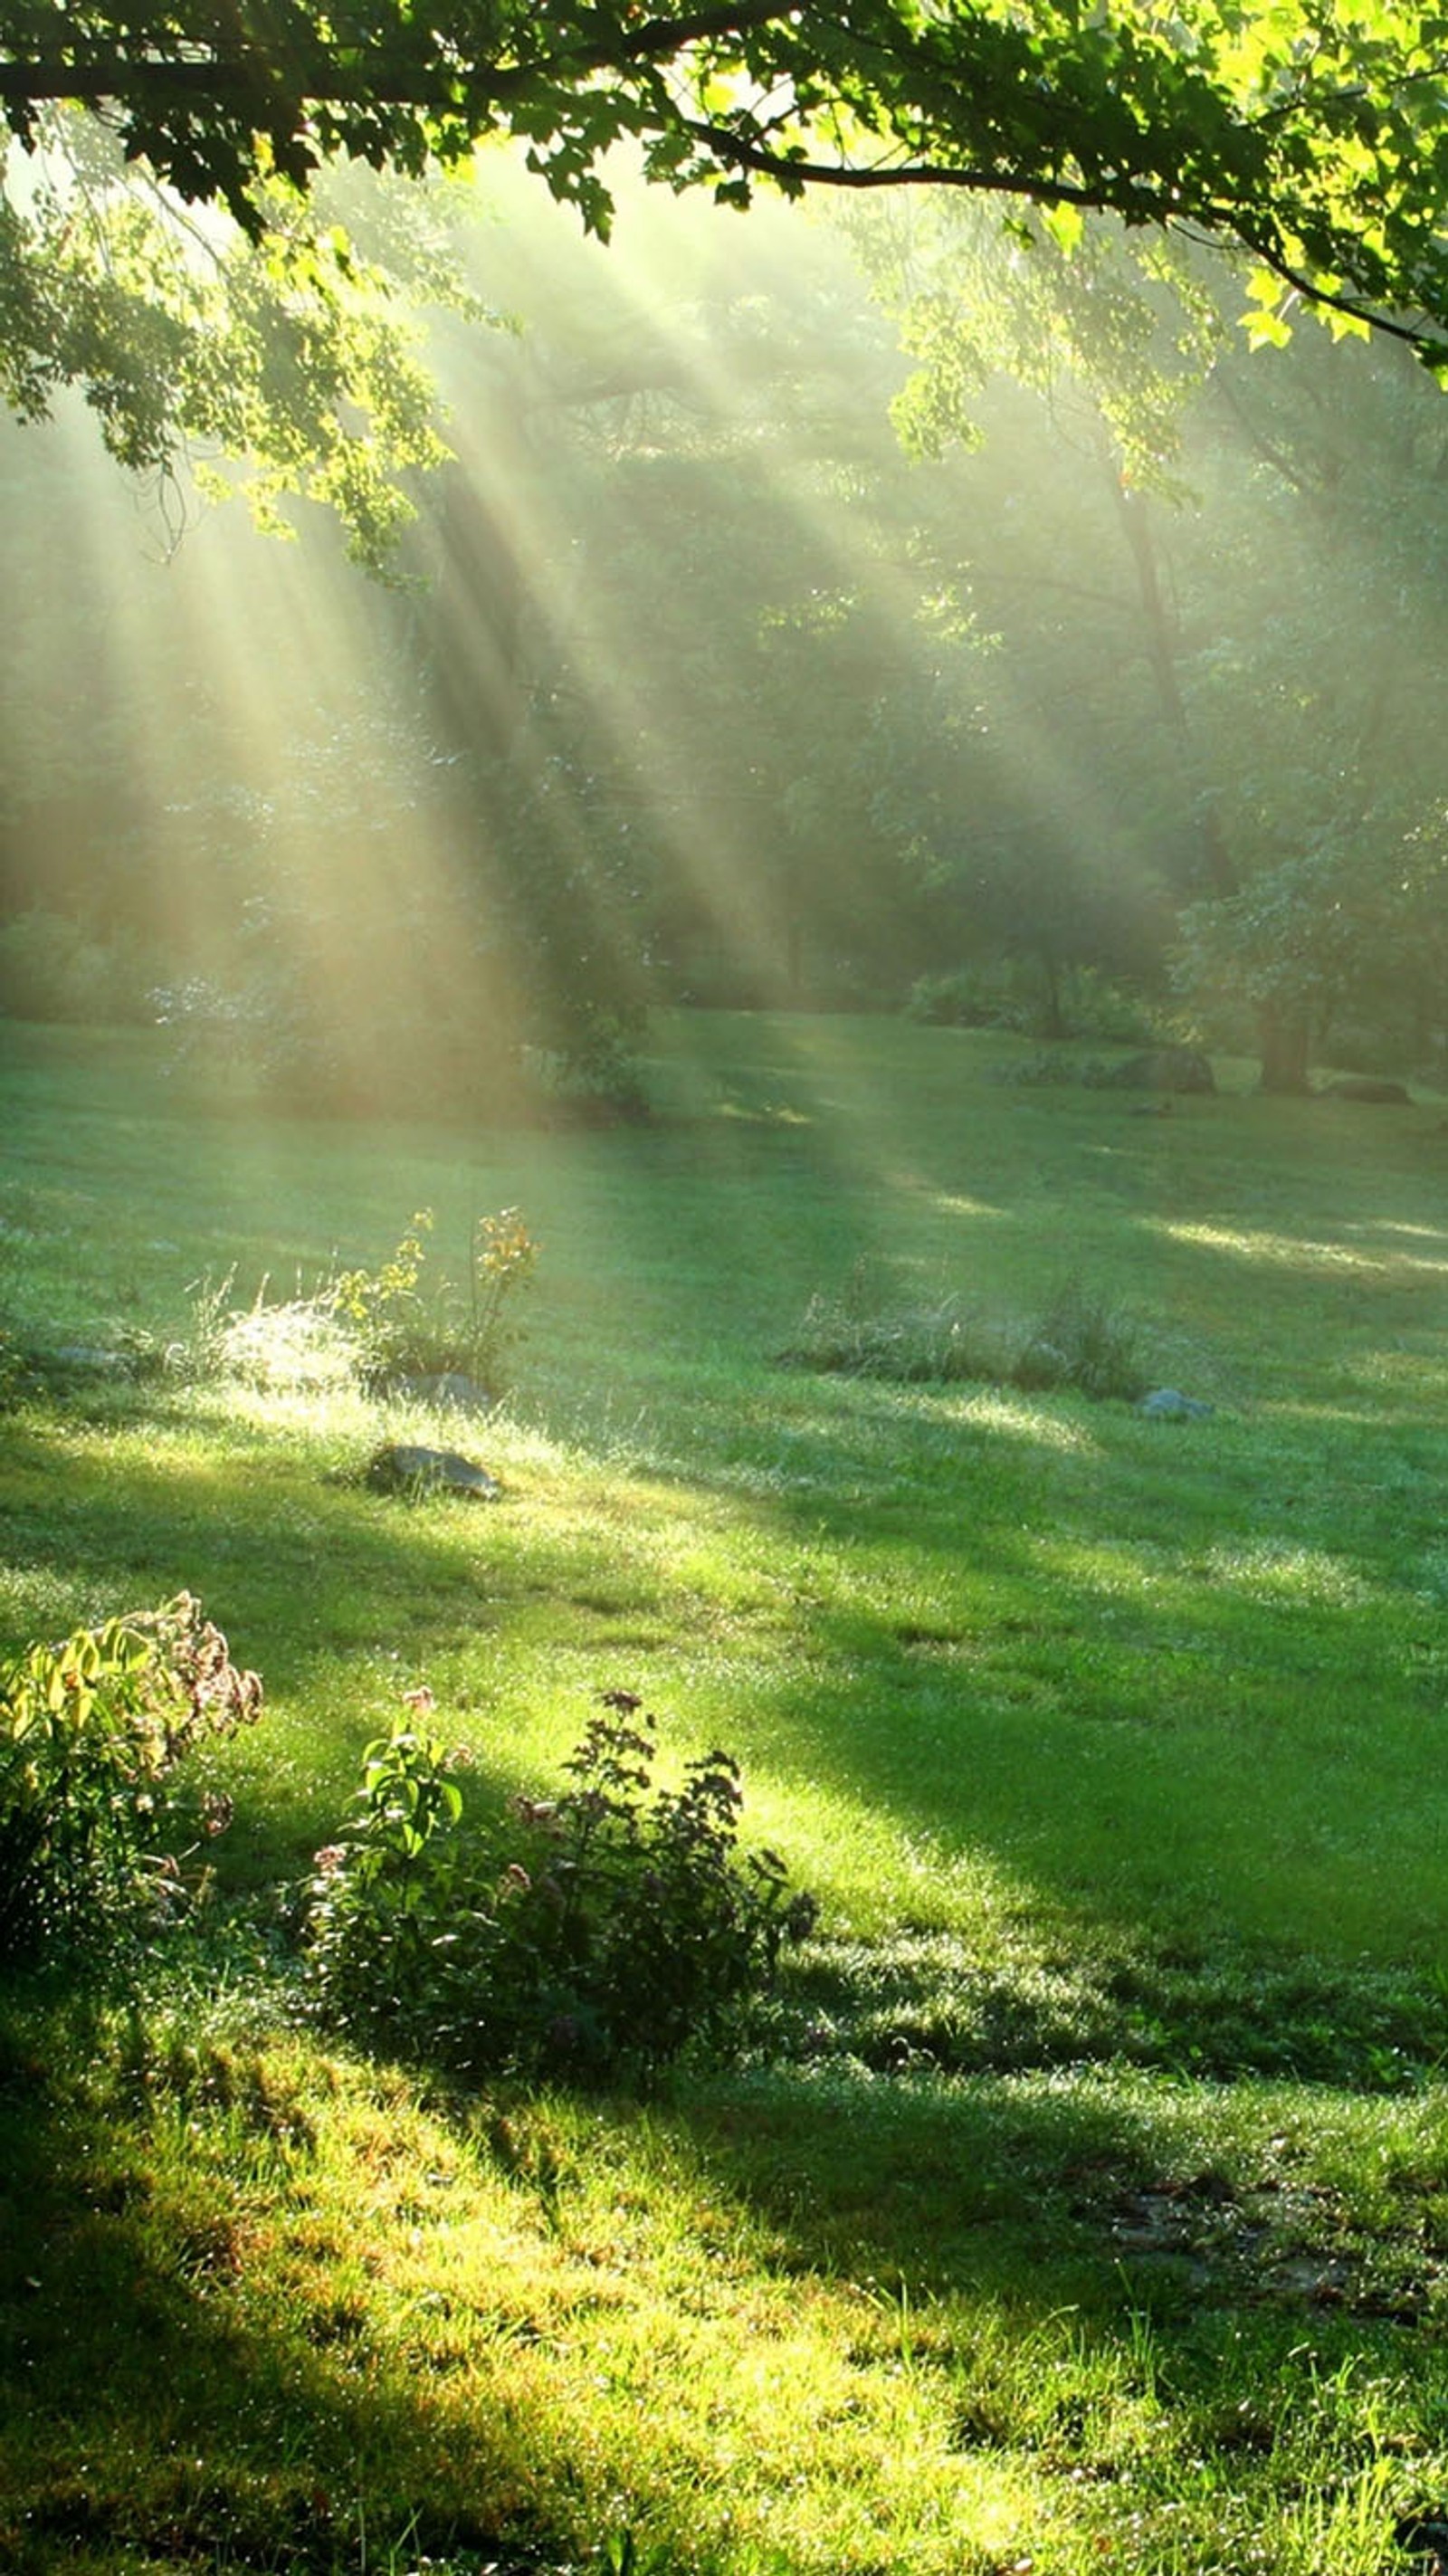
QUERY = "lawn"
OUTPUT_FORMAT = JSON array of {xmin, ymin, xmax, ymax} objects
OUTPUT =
[{"xmin": 5, "ymin": 1009, "xmax": 1448, "ymax": 2576}]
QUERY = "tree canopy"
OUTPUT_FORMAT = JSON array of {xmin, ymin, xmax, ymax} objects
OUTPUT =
[{"xmin": 6, "ymin": 3, "xmax": 1448, "ymax": 362}]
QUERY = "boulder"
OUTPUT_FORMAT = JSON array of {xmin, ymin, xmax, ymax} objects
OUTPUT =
[
  {"xmin": 1137, "ymin": 1388, "xmax": 1215, "ymax": 1421},
  {"xmin": 367, "ymin": 1444, "xmax": 500, "ymax": 1499},
  {"xmin": 1319, "ymin": 1076, "xmax": 1412, "ymax": 1104}
]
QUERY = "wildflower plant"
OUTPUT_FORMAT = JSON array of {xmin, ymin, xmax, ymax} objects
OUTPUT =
[
  {"xmin": 303, "ymin": 1692, "xmax": 817, "ymax": 2080},
  {"xmin": 326, "ymin": 1205, "xmax": 538, "ymax": 1391}
]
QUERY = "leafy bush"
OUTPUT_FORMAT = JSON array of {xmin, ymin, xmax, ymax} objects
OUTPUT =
[
  {"xmin": 988, "ymin": 1050, "xmax": 1081, "ymax": 1087},
  {"xmin": 906, "ymin": 966, "xmax": 1031, "ymax": 1031},
  {"xmin": 0, "ymin": 1594, "xmax": 262, "ymax": 1961},
  {"xmin": 526, "ymin": 1016, "xmax": 652, "ymax": 1124},
  {"xmin": 154, "ymin": 963, "xmax": 530, "ymax": 1119},
  {"xmin": 0, "ymin": 908, "xmax": 154, "ymax": 1025},
  {"xmin": 910, "ymin": 965, "xmax": 1160, "ymax": 1043},
  {"xmin": 303, "ymin": 1693, "xmax": 818, "ymax": 2080}
]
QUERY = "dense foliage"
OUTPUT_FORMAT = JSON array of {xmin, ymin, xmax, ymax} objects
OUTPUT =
[
  {"xmin": 7, "ymin": 3, "xmax": 1448, "ymax": 550},
  {"xmin": 6, "ymin": 152, "xmax": 1448, "ymax": 1094},
  {"xmin": 7, "ymin": 3, "xmax": 1448, "ymax": 359}
]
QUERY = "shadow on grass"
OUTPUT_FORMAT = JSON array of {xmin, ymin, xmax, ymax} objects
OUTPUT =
[
  {"xmin": 5, "ymin": 1982, "xmax": 1441, "ymax": 2576},
  {"xmin": 0, "ymin": 1997, "xmax": 551, "ymax": 2574}
]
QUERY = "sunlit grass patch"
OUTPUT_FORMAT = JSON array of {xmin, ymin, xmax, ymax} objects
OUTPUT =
[
  {"xmin": 1196, "ymin": 1539, "xmax": 1378, "ymax": 1605},
  {"xmin": 0, "ymin": 2011, "xmax": 1059, "ymax": 2575}
]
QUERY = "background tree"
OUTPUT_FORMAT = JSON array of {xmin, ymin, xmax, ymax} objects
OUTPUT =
[
  {"xmin": 8, "ymin": 152, "xmax": 1448, "ymax": 1100},
  {"xmin": 845, "ymin": 188, "xmax": 1448, "ymax": 1083}
]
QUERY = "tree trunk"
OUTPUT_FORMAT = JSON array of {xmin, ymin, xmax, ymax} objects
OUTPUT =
[
  {"xmin": 1037, "ymin": 946, "xmax": 1067, "ymax": 1039},
  {"xmin": 1256, "ymin": 1001, "xmax": 1312, "ymax": 1094},
  {"xmin": 1109, "ymin": 473, "xmax": 1238, "ymax": 898}
]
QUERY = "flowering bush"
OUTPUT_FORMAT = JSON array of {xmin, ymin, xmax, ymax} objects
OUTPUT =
[
  {"xmin": 0, "ymin": 1594, "xmax": 262, "ymax": 1961},
  {"xmin": 302, "ymin": 1693, "xmax": 817, "ymax": 2080}
]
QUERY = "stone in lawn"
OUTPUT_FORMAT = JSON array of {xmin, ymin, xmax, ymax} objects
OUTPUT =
[
  {"xmin": 1137, "ymin": 1388, "xmax": 1215, "ymax": 1420},
  {"xmin": 367, "ymin": 1443, "xmax": 500, "ymax": 1498},
  {"xmin": 1319, "ymin": 1076, "xmax": 1412, "ymax": 1104}
]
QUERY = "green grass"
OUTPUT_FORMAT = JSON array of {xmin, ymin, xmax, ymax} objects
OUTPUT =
[{"xmin": 6, "ymin": 1010, "xmax": 1448, "ymax": 2572}]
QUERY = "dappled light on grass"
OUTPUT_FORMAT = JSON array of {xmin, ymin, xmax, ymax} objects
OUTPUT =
[
  {"xmin": 1152, "ymin": 1214, "xmax": 1448, "ymax": 1280},
  {"xmin": 1338, "ymin": 1342, "xmax": 1448, "ymax": 1389},
  {"xmin": 1367, "ymin": 1218, "xmax": 1448, "ymax": 1245},
  {"xmin": 11, "ymin": 1007, "xmax": 1448, "ymax": 2569},
  {"xmin": 952, "ymin": 1388, "xmax": 1102, "ymax": 1453},
  {"xmin": 929, "ymin": 1188, "xmax": 1011, "ymax": 1220},
  {"xmin": 1196, "ymin": 1539, "xmax": 1377, "ymax": 1607},
  {"xmin": 0, "ymin": 2012, "xmax": 1058, "ymax": 2576},
  {"xmin": 12, "ymin": 1995, "xmax": 1448, "ymax": 2576},
  {"xmin": 1040, "ymin": 1529, "xmax": 1378, "ymax": 1613}
]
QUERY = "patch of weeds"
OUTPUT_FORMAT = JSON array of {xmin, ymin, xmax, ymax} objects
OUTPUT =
[
  {"xmin": 1012, "ymin": 1280, "xmax": 1148, "ymax": 1401},
  {"xmin": 302, "ymin": 1691, "xmax": 817, "ymax": 2082},
  {"xmin": 195, "ymin": 1271, "xmax": 358, "ymax": 1392},
  {"xmin": 169, "ymin": 1207, "xmax": 538, "ymax": 1399},
  {"xmin": 776, "ymin": 1285, "xmax": 998, "ymax": 1385},
  {"xmin": 329, "ymin": 1205, "xmax": 538, "ymax": 1394},
  {"xmin": 779, "ymin": 1273, "xmax": 1149, "ymax": 1401}
]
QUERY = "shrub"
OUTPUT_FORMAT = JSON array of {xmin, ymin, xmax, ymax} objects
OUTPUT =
[
  {"xmin": 527, "ymin": 1016, "xmax": 652, "ymax": 1124},
  {"xmin": 0, "ymin": 908, "xmax": 153, "ymax": 1025},
  {"xmin": 153, "ymin": 965, "xmax": 529, "ymax": 1119},
  {"xmin": 0, "ymin": 1594, "xmax": 262, "ymax": 1961},
  {"xmin": 302, "ymin": 1693, "xmax": 818, "ymax": 2080},
  {"xmin": 909, "ymin": 964, "xmax": 1161, "ymax": 1043},
  {"xmin": 988, "ymin": 1050, "xmax": 1081, "ymax": 1087},
  {"xmin": 906, "ymin": 966, "xmax": 1030, "ymax": 1031}
]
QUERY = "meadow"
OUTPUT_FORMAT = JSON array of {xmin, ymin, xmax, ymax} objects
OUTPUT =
[{"xmin": 5, "ymin": 1009, "xmax": 1448, "ymax": 2576}]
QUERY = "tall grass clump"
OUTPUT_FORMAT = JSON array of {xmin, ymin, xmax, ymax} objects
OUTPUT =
[
  {"xmin": 779, "ymin": 1271, "xmax": 1149, "ymax": 1400},
  {"xmin": 1012, "ymin": 1279, "xmax": 1150, "ymax": 1400}
]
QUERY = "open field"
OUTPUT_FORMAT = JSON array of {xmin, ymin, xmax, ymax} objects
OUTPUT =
[{"xmin": 5, "ymin": 1011, "xmax": 1448, "ymax": 2575}]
